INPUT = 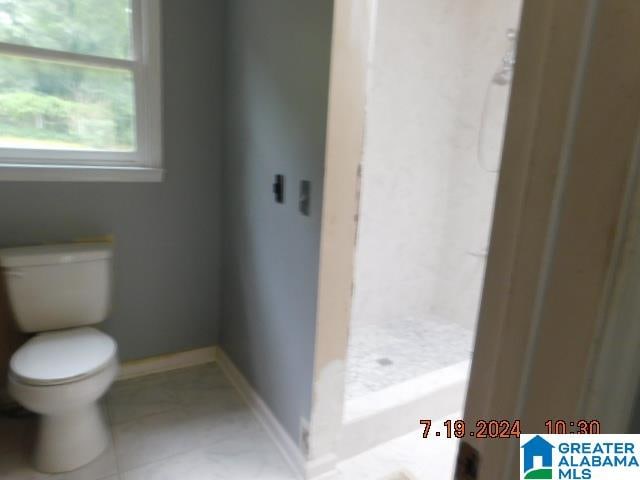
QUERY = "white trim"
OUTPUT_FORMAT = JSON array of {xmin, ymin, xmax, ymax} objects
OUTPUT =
[
  {"xmin": 343, "ymin": 361, "xmax": 470, "ymax": 423},
  {"xmin": 340, "ymin": 364, "xmax": 468, "ymax": 460},
  {"xmin": 0, "ymin": 0, "xmax": 163, "ymax": 182},
  {"xmin": 580, "ymin": 127, "xmax": 640, "ymax": 432},
  {"xmin": 0, "ymin": 41, "xmax": 135, "ymax": 69},
  {"xmin": 462, "ymin": 0, "xmax": 640, "ymax": 477},
  {"xmin": 134, "ymin": 0, "xmax": 163, "ymax": 173},
  {"xmin": 0, "ymin": 149, "xmax": 138, "ymax": 164},
  {"xmin": 0, "ymin": 164, "xmax": 163, "ymax": 182},
  {"xmin": 512, "ymin": 0, "xmax": 598, "ymax": 410},
  {"xmin": 309, "ymin": 3, "xmax": 376, "ymax": 476},
  {"xmin": 117, "ymin": 346, "xmax": 216, "ymax": 381},
  {"xmin": 215, "ymin": 348, "xmax": 306, "ymax": 479}
]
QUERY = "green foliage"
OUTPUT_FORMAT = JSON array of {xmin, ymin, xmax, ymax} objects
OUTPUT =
[
  {"xmin": 0, "ymin": 91, "xmax": 128, "ymax": 149},
  {"xmin": 0, "ymin": 0, "xmax": 132, "ymax": 59},
  {"xmin": 0, "ymin": 91, "xmax": 79, "ymax": 119},
  {"xmin": 0, "ymin": 0, "xmax": 135, "ymax": 150}
]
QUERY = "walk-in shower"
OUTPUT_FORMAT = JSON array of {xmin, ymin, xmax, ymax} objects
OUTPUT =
[{"xmin": 341, "ymin": 0, "xmax": 523, "ymax": 460}]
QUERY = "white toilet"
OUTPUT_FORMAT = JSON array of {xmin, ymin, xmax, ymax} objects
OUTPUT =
[{"xmin": 0, "ymin": 243, "xmax": 118, "ymax": 473}]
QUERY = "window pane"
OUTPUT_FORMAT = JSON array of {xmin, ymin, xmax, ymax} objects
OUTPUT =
[
  {"xmin": 0, "ymin": 0, "xmax": 132, "ymax": 59},
  {"xmin": 0, "ymin": 54, "xmax": 136, "ymax": 151}
]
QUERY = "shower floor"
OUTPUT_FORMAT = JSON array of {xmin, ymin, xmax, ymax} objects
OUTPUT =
[{"xmin": 345, "ymin": 316, "xmax": 475, "ymax": 400}]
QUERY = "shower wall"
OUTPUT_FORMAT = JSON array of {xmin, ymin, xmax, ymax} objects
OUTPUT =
[{"xmin": 352, "ymin": 0, "xmax": 522, "ymax": 331}]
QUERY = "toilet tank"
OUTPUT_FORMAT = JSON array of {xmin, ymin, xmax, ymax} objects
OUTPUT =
[{"xmin": 0, "ymin": 243, "xmax": 112, "ymax": 333}]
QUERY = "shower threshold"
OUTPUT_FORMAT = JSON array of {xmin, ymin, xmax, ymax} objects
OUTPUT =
[{"xmin": 339, "ymin": 360, "xmax": 470, "ymax": 460}]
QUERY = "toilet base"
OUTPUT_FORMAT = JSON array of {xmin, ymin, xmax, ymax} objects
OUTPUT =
[{"xmin": 34, "ymin": 402, "xmax": 109, "ymax": 473}]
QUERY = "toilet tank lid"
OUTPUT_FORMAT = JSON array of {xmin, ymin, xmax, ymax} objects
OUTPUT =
[{"xmin": 0, "ymin": 243, "xmax": 112, "ymax": 268}]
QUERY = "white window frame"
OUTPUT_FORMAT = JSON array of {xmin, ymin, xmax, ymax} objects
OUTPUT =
[{"xmin": 0, "ymin": 0, "xmax": 162, "ymax": 182}]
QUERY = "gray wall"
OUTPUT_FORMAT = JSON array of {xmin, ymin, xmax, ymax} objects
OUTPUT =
[
  {"xmin": 0, "ymin": 0, "xmax": 225, "ymax": 361},
  {"xmin": 221, "ymin": 0, "xmax": 333, "ymax": 442}
]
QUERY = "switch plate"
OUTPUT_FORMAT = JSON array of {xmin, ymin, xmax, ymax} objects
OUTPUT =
[
  {"xmin": 273, "ymin": 174, "xmax": 285, "ymax": 204},
  {"xmin": 299, "ymin": 180, "xmax": 311, "ymax": 216}
]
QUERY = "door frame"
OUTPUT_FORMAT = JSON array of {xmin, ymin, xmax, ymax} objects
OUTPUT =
[
  {"xmin": 462, "ymin": 0, "xmax": 640, "ymax": 478},
  {"xmin": 307, "ymin": 0, "xmax": 640, "ymax": 478},
  {"xmin": 305, "ymin": 1, "xmax": 376, "ymax": 477}
]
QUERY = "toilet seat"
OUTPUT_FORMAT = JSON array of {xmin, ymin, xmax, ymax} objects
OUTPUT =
[{"xmin": 10, "ymin": 327, "xmax": 117, "ymax": 386}]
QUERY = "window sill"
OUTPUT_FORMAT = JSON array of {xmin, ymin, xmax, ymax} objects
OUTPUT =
[{"xmin": 0, "ymin": 164, "xmax": 164, "ymax": 182}]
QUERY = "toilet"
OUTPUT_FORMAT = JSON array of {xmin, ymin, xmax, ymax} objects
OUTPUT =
[{"xmin": 0, "ymin": 243, "xmax": 118, "ymax": 473}]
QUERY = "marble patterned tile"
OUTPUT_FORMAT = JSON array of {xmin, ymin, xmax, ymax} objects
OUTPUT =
[
  {"xmin": 112, "ymin": 407, "xmax": 203, "ymax": 472},
  {"xmin": 184, "ymin": 400, "xmax": 265, "ymax": 447},
  {"xmin": 49, "ymin": 442, "xmax": 118, "ymax": 480},
  {"xmin": 345, "ymin": 316, "xmax": 474, "ymax": 399},
  {"xmin": 106, "ymin": 364, "xmax": 235, "ymax": 426},
  {"xmin": 105, "ymin": 372, "xmax": 181, "ymax": 425},
  {"xmin": 2, "ymin": 363, "xmax": 295, "ymax": 480},
  {"xmin": 120, "ymin": 429, "xmax": 295, "ymax": 480},
  {"xmin": 169, "ymin": 373, "xmax": 239, "ymax": 409},
  {"xmin": 162, "ymin": 364, "xmax": 230, "ymax": 392},
  {"xmin": 111, "ymin": 363, "xmax": 282, "ymax": 473}
]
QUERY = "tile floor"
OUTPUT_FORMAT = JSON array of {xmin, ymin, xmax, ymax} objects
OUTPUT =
[
  {"xmin": 0, "ymin": 363, "xmax": 296, "ymax": 480},
  {"xmin": 0, "ymin": 363, "xmax": 460, "ymax": 480},
  {"xmin": 345, "ymin": 317, "xmax": 474, "ymax": 400}
]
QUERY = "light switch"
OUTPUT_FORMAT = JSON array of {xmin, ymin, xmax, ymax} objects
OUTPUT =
[{"xmin": 299, "ymin": 180, "xmax": 311, "ymax": 216}]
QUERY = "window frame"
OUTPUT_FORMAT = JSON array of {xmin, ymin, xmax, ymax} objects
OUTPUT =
[{"xmin": 0, "ymin": 0, "xmax": 162, "ymax": 182}]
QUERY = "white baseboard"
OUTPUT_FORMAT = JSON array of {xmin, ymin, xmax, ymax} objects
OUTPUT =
[
  {"xmin": 339, "ymin": 362, "xmax": 469, "ymax": 460},
  {"xmin": 118, "ymin": 346, "xmax": 216, "ymax": 381},
  {"xmin": 215, "ymin": 348, "xmax": 306, "ymax": 479}
]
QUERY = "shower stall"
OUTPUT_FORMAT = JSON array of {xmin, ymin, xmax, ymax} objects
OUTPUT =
[{"xmin": 341, "ymin": 0, "xmax": 523, "ymax": 457}]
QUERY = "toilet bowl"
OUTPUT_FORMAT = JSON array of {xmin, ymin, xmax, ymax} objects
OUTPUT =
[
  {"xmin": 8, "ymin": 327, "xmax": 118, "ymax": 472},
  {"xmin": 0, "ymin": 243, "xmax": 117, "ymax": 473}
]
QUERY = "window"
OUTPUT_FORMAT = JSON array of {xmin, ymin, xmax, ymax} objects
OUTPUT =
[{"xmin": 0, "ymin": 0, "xmax": 162, "ymax": 181}]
